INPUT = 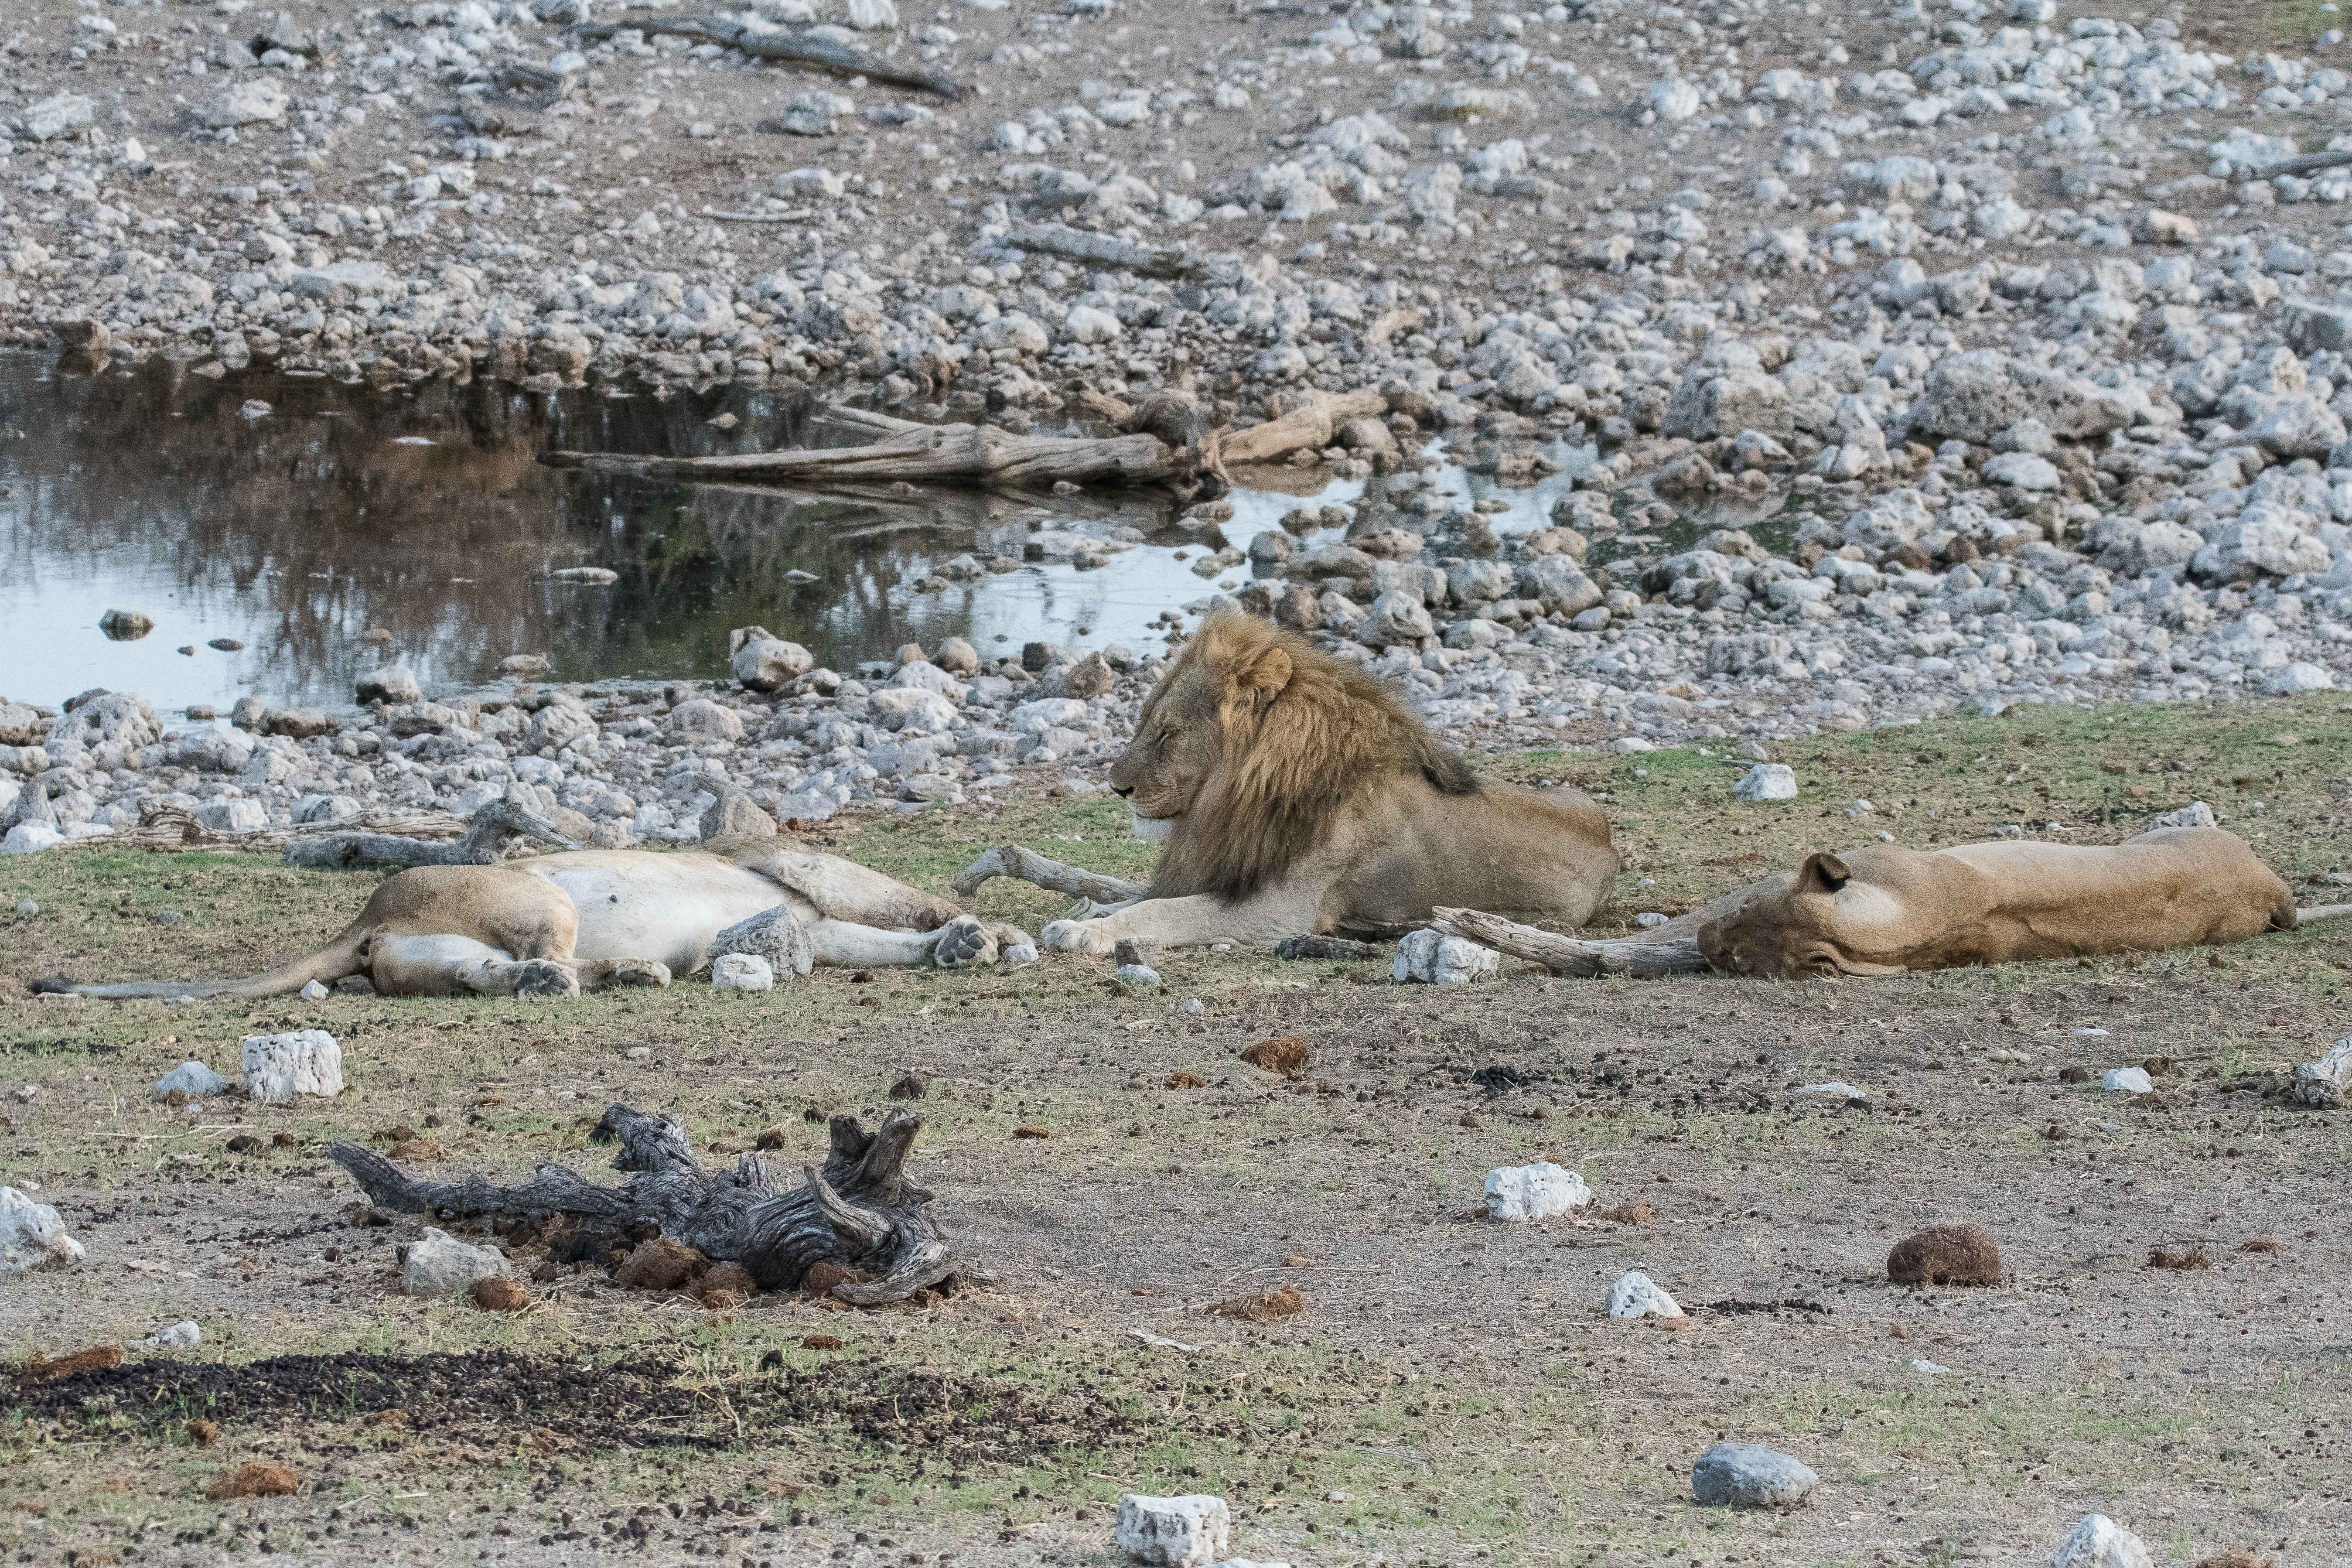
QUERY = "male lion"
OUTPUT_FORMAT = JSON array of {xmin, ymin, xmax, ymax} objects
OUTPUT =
[
  {"xmin": 1037, "ymin": 611, "xmax": 1618, "ymax": 954},
  {"xmin": 48, "ymin": 835, "xmax": 1034, "ymax": 1000},
  {"xmin": 1440, "ymin": 826, "xmax": 2348, "ymax": 980}
]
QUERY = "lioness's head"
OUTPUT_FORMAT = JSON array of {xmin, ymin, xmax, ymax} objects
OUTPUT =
[
  {"xmin": 1697, "ymin": 853, "xmax": 1906, "ymax": 979},
  {"xmin": 1115, "ymin": 611, "xmax": 1476, "ymax": 900}
]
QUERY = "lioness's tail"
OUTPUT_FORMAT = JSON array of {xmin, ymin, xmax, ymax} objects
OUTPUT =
[
  {"xmin": 2295, "ymin": 903, "xmax": 2352, "ymax": 928},
  {"xmin": 35, "ymin": 919, "xmax": 370, "ymax": 1001}
]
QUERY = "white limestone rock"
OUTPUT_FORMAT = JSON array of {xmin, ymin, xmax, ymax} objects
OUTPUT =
[
  {"xmin": 1484, "ymin": 1162, "xmax": 1591, "ymax": 1222},
  {"xmin": 1393, "ymin": 929, "xmax": 1499, "ymax": 985},
  {"xmin": 1690, "ymin": 1443, "xmax": 1818, "ymax": 1508},
  {"xmin": 1116, "ymin": 1494, "xmax": 1231, "ymax": 1567},
  {"xmin": 1734, "ymin": 763, "xmax": 1798, "ymax": 802},
  {"xmin": 1606, "ymin": 1269, "xmax": 1683, "ymax": 1318},
  {"xmin": 711, "ymin": 906, "xmax": 816, "ymax": 977},
  {"xmin": 711, "ymin": 952, "xmax": 776, "ymax": 992},
  {"xmin": 2050, "ymin": 1514, "xmax": 2153, "ymax": 1568},
  {"xmin": 0, "ymin": 1186, "xmax": 85, "ymax": 1273},
  {"xmin": 241, "ymin": 1029, "xmax": 345, "ymax": 1104}
]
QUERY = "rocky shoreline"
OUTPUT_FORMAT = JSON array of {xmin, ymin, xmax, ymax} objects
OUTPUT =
[{"xmin": 6, "ymin": 0, "xmax": 2352, "ymax": 851}]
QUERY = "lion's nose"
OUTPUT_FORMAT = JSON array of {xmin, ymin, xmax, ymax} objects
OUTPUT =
[{"xmin": 1112, "ymin": 785, "xmax": 1133, "ymax": 797}]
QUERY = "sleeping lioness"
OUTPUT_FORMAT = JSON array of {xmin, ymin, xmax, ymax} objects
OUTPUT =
[
  {"xmin": 1436, "ymin": 825, "xmax": 2349, "ymax": 980},
  {"xmin": 1694, "ymin": 826, "xmax": 2346, "ymax": 978}
]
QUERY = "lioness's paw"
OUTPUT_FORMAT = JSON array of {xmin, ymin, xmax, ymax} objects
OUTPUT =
[
  {"xmin": 931, "ymin": 914, "xmax": 996, "ymax": 970},
  {"xmin": 1041, "ymin": 919, "xmax": 1119, "ymax": 957},
  {"xmin": 601, "ymin": 958, "xmax": 672, "ymax": 990},
  {"xmin": 510, "ymin": 960, "xmax": 581, "ymax": 999}
]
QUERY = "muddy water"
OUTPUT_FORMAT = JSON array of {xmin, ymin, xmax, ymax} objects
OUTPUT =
[{"xmin": 0, "ymin": 351, "xmax": 1799, "ymax": 714}]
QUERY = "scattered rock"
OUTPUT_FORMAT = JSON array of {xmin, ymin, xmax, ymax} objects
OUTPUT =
[
  {"xmin": 241, "ymin": 1030, "xmax": 344, "ymax": 1104},
  {"xmin": 402, "ymin": 1228, "xmax": 512, "ymax": 1296},
  {"xmin": 1733, "ymin": 763, "xmax": 1798, "ymax": 802},
  {"xmin": 1113, "ymin": 963, "xmax": 1163, "ymax": 992},
  {"xmin": 98, "ymin": 608, "xmax": 154, "ymax": 640},
  {"xmin": 153, "ymin": 1061, "xmax": 229, "ymax": 1101},
  {"xmin": 1886, "ymin": 1222, "xmax": 2002, "ymax": 1286},
  {"xmin": 711, "ymin": 952, "xmax": 776, "ymax": 992},
  {"xmin": 1690, "ymin": 1443, "xmax": 1818, "ymax": 1509},
  {"xmin": 2291, "ymin": 1036, "xmax": 2352, "ymax": 1108},
  {"xmin": 1393, "ymin": 929, "xmax": 1500, "ymax": 985},
  {"xmin": 1116, "ymin": 1493, "xmax": 1232, "ymax": 1567},
  {"xmin": 2051, "ymin": 1514, "xmax": 2154, "ymax": 1568},
  {"xmin": 2102, "ymin": 1066, "xmax": 2153, "ymax": 1096},
  {"xmin": 1483, "ymin": 1162, "xmax": 1591, "ymax": 1222},
  {"xmin": 471, "ymin": 1276, "xmax": 531, "ymax": 1311},
  {"xmin": 710, "ymin": 905, "xmax": 816, "ymax": 979},
  {"xmin": 1605, "ymin": 1270, "xmax": 1683, "ymax": 1319},
  {"xmin": 0, "ymin": 1186, "xmax": 86, "ymax": 1273}
]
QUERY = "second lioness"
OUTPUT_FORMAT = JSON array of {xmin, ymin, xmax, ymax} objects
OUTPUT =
[{"xmin": 1039, "ymin": 612, "xmax": 1618, "ymax": 954}]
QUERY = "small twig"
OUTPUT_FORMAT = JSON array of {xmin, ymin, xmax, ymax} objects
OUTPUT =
[
  {"xmin": 575, "ymin": 14, "xmax": 969, "ymax": 99},
  {"xmin": 703, "ymin": 207, "xmax": 813, "ymax": 223},
  {"xmin": 2253, "ymin": 149, "xmax": 2352, "ymax": 181}
]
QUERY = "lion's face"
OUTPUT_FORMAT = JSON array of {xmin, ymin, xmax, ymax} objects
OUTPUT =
[
  {"xmin": 1109, "ymin": 659, "xmax": 1226, "ymax": 823},
  {"xmin": 1697, "ymin": 856, "xmax": 1856, "ymax": 979}
]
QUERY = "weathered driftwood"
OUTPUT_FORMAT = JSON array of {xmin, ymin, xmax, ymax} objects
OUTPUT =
[
  {"xmin": 1211, "ymin": 387, "xmax": 1388, "ymax": 467},
  {"xmin": 952, "ymin": 843, "xmax": 1149, "ymax": 905},
  {"xmin": 576, "ymin": 15, "xmax": 968, "ymax": 99},
  {"xmin": 330, "ymin": 1105, "xmax": 961, "ymax": 1303},
  {"xmin": 1428, "ymin": 906, "xmax": 1711, "ymax": 978},
  {"xmin": 281, "ymin": 800, "xmax": 577, "ymax": 871},
  {"xmin": 545, "ymin": 419, "xmax": 1188, "ymax": 489},
  {"xmin": 1003, "ymin": 223, "xmax": 1240, "ymax": 283},
  {"xmin": 2255, "ymin": 149, "xmax": 2352, "ymax": 182},
  {"xmin": 542, "ymin": 388, "xmax": 1387, "ymax": 495}
]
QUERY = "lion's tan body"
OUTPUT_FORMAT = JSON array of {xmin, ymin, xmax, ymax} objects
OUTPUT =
[
  {"xmin": 1041, "ymin": 613, "xmax": 1618, "ymax": 955},
  {"xmin": 1690, "ymin": 827, "xmax": 2310, "ymax": 979},
  {"xmin": 71, "ymin": 841, "xmax": 1032, "ymax": 1000}
]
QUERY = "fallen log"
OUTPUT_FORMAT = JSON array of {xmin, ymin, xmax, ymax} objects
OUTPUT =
[
  {"xmin": 281, "ymin": 800, "xmax": 577, "ymax": 872},
  {"xmin": 574, "ymin": 15, "xmax": 968, "ymax": 99},
  {"xmin": 1209, "ymin": 387, "xmax": 1389, "ymax": 467},
  {"xmin": 2254, "ymin": 149, "xmax": 2352, "ymax": 182},
  {"xmin": 1003, "ymin": 223, "xmax": 1240, "ymax": 283},
  {"xmin": 1428, "ymin": 906, "xmax": 1711, "ymax": 978},
  {"xmin": 330, "ymin": 1104, "xmax": 963, "ymax": 1303},
  {"xmin": 952, "ymin": 843, "xmax": 1149, "ymax": 905},
  {"xmin": 544, "ymin": 418, "xmax": 1189, "ymax": 490}
]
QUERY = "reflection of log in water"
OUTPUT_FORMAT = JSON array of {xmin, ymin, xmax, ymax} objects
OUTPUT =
[{"xmin": 1, "ymin": 356, "xmax": 1174, "ymax": 700}]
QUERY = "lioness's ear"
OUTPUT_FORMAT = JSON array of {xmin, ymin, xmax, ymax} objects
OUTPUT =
[
  {"xmin": 1227, "ymin": 644, "xmax": 1293, "ymax": 708},
  {"xmin": 1798, "ymin": 851, "xmax": 1851, "ymax": 893}
]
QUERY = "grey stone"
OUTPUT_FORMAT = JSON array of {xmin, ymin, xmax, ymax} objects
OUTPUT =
[
  {"xmin": 401, "ymin": 1226, "xmax": 511, "ymax": 1296},
  {"xmin": 1113, "ymin": 963, "xmax": 1164, "ymax": 992},
  {"xmin": 154, "ymin": 1061, "xmax": 231, "ymax": 1101},
  {"xmin": 15, "ymin": 93, "xmax": 95, "ymax": 143},
  {"xmin": 1483, "ymin": 1163, "xmax": 1590, "ymax": 1222},
  {"xmin": 206, "ymin": 78, "xmax": 289, "ymax": 129},
  {"xmin": 356, "ymin": 665, "xmax": 422, "ymax": 705},
  {"xmin": 730, "ymin": 628, "xmax": 814, "ymax": 691},
  {"xmin": 1663, "ymin": 368, "xmax": 1792, "ymax": 441},
  {"xmin": 1733, "ymin": 763, "xmax": 1798, "ymax": 802},
  {"xmin": 710, "ymin": 905, "xmax": 816, "ymax": 977},
  {"xmin": 2291, "ymin": 1036, "xmax": 2352, "ymax": 1108},
  {"xmin": 2148, "ymin": 800, "xmax": 2215, "ymax": 829},
  {"xmin": 1690, "ymin": 1443, "xmax": 1818, "ymax": 1509},
  {"xmin": 193, "ymin": 798, "xmax": 267, "ymax": 834},
  {"xmin": 2101, "ymin": 1066, "xmax": 2152, "ymax": 1096},
  {"xmin": 700, "ymin": 788, "xmax": 778, "ymax": 841},
  {"xmin": 1393, "ymin": 929, "xmax": 1499, "ymax": 985}
]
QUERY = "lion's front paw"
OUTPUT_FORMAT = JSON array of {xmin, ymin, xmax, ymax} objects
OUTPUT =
[
  {"xmin": 931, "ymin": 914, "xmax": 997, "ymax": 970},
  {"xmin": 1041, "ymin": 919, "xmax": 1119, "ymax": 957}
]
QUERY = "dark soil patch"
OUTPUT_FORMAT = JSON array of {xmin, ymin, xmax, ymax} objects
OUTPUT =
[{"xmin": 6, "ymin": 1348, "xmax": 1142, "ymax": 1464}]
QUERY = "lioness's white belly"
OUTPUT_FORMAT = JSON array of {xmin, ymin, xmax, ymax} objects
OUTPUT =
[{"xmin": 529, "ymin": 853, "xmax": 810, "ymax": 974}]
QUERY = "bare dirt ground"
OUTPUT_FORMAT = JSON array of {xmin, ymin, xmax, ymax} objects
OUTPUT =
[{"xmin": 4, "ymin": 694, "xmax": 2351, "ymax": 1568}]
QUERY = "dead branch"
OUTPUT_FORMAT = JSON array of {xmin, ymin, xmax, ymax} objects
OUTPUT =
[
  {"xmin": 2255, "ymin": 149, "xmax": 2352, "ymax": 182},
  {"xmin": 952, "ymin": 843, "xmax": 1150, "ymax": 905},
  {"xmin": 543, "ymin": 419, "xmax": 1188, "ymax": 490},
  {"xmin": 329, "ymin": 1105, "xmax": 961, "ymax": 1303},
  {"xmin": 281, "ymin": 800, "xmax": 578, "ymax": 871},
  {"xmin": 1210, "ymin": 387, "xmax": 1388, "ymax": 467},
  {"xmin": 1003, "ymin": 223, "xmax": 1240, "ymax": 283},
  {"xmin": 575, "ymin": 15, "xmax": 968, "ymax": 100},
  {"xmin": 1428, "ymin": 907, "xmax": 1711, "ymax": 978}
]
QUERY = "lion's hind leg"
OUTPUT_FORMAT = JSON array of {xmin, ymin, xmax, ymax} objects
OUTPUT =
[{"xmin": 368, "ymin": 935, "xmax": 580, "ymax": 999}]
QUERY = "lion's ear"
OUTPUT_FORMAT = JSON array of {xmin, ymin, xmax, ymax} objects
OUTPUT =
[
  {"xmin": 1798, "ymin": 852, "xmax": 1851, "ymax": 893},
  {"xmin": 1226, "ymin": 643, "xmax": 1293, "ymax": 708}
]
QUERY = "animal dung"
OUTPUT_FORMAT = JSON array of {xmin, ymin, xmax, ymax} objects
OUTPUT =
[{"xmin": 1886, "ymin": 1221, "xmax": 2003, "ymax": 1287}]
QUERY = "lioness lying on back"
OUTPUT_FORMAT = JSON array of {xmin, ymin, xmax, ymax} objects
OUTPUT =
[{"xmin": 1438, "ymin": 827, "xmax": 2350, "ymax": 980}]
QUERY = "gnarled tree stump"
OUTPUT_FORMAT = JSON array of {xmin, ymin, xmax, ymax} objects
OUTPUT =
[{"xmin": 329, "ymin": 1105, "xmax": 961, "ymax": 1304}]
